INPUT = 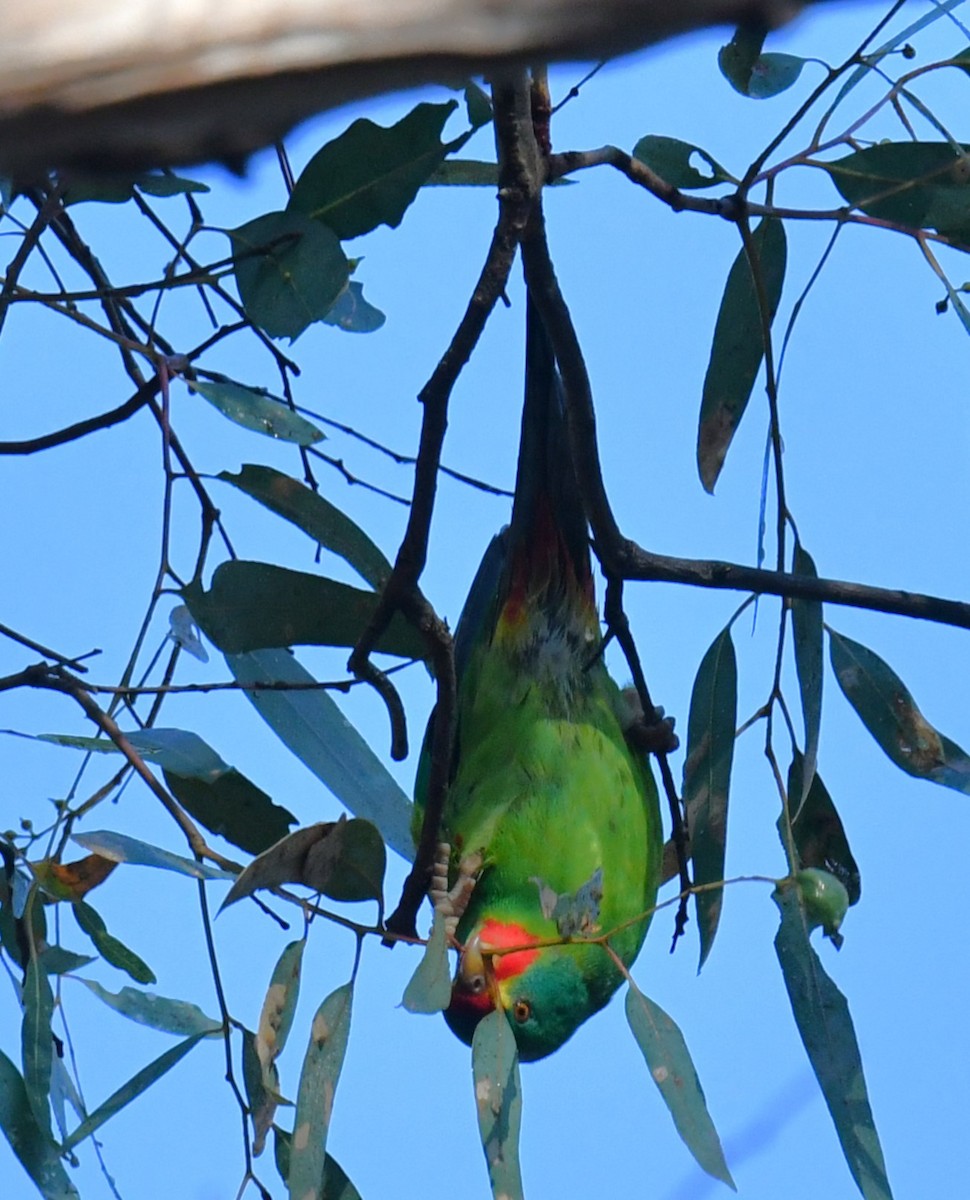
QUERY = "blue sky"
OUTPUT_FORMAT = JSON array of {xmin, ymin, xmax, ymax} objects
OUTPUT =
[{"xmin": 2, "ymin": 3, "xmax": 970, "ymax": 1198}]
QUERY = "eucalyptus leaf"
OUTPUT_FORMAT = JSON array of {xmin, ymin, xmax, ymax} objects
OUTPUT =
[
  {"xmin": 322, "ymin": 281, "xmax": 386, "ymax": 332},
  {"xmin": 256, "ymin": 940, "xmax": 306, "ymax": 1093},
  {"xmin": 288, "ymin": 984, "xmax": 354, "ymax": 1200},
  {"xmin": 791, "ymin": 543, "xmax": 823, "ymax": 803},
  {"xmin": 229, "ymin": 210, "xmax": 350, "ymax": 340},
  {"xmin": 773, "ymin": 883, "xmax": 893, "ymax": 1199},
  {"xmin": 0, "ymin": 1050, "xmax": 79, "ymax": 1199},
  {"xmin": 72, "ymin": 830, "xmax": 233, "ymax": 881},
  {"xmin": 632, "ymin": 135, "xmax": 732, "ymax": 189},
  {"xmin": 697, "ymin": 218, "xmax": 787, "ymax": 492},
  {"xmin": 182, "ymin": 561, "xmax": 426, "ymax": 659},
  {"xmin": 402, "ymin": 910, "xmax": 452, "ymax": 1014},
  {"xmin": 226, "ymin": 649, "xmax": 416, "ymax": 862},
  {"xmin": 74, "ymin": 979, "xmax": 222, "ymax": 1036},
  {"xmin": 682, "ymin": 626, "xmax": 737, "ymax": 969},
  {"xmin": 217, "ymin": 465, "xmax": 392, "ymax": 590},
  {"xmin": 472, "ymin": 1010, "xmax": 524, "ymax": 1200},
  {"xmin": 289, "ymin": 101, "xmax": 461, "ymax": 238},
  {"xmin": 71, "ymin": 901, "xmax": 156, "ymax": 985},
  {"xmin": 829, "ymin": 628, "xmax": 970, "ymax": 794},
  {"xmin": 625, "ymin": 986, "xmax": 734, "ymax": 1188},
  {"xmin": 784, "ymin": 755, "xmax": 861, "ymax": 907},
  {"xmin": 190, "ymin": 379, "xmax": 325, "ymax": 444},
  {"xmin": 22, "ymin": 955, "xmax": 54, "ymax": 1135},
  {"xmin": 719, "ymin": 25, "xmax": 807, "ymax": 98},
  {"xmin": 164, "ymin": 767, "xmax": 296, "ymax": 857},
  {"xmin": 62, "ymin": 1034, "xmax": 207, "ymax": 1152}
]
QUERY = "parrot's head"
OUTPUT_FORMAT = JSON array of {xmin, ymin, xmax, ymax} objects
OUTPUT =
[{"xmin": 444, "ymin": 917, "xmax": 593, "ymax": 1061}]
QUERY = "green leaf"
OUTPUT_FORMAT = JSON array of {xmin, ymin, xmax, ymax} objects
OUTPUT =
[
  {"xmin": 625, "ymin": 986, "xmax": 735, "ymax": 1189},
  {"xmin": 632, "ymin": 135, "xmax": 733, "ymax": 189},
  {"xmin": 718, "ymin": 25, "xmax": 807, "ymax": 98},
  {"xmin": 62, "ymin": 1034, "xmax": 206, "ymax": 1152},
  {"xmin": 72, "ymin": 830, "xmax": 233, "ymax": 881},
  {"xmin": 822, "ymin": 143, "xmax": 970, "ymax": 244},
  {"xmin": 226, "ymin": 649, "xmax": 416, "ymax": 861},
  {"xmin": 784, "ymin": 754, "xmax": 861, "ymax": 907},
  {"xmin": 256, "ymin": 940, "xmax": 306, "ymax": 1097},
  {"xmin": 0, "ymin": 1050, "xmax": 79, "ymax": 1199},
  {"xmin": 274, "ymin": 1126, "xmax": 362, "ymax": 1200},
  {"xmin": 74, "ymin": 979, "xmax": 222, "ymax": 1036},
  {"xmin": 425, "ymin": 159, "xmax": 500, "ymax": 186},
  {"xmin": 182, "ymin": 561, "xmax": 427, "ymax": 659},
  {"xmin": 164, "ymin": 767, "xmax": 295, "ymax": 857},
  {"xmin": 220, "ymin": 817, "xmax": 385, "ymax": 910},
  {"xmin": 190, "ymin": 379, "xmax": 325, "ymax": 444},
  {"xmin": 37, "ymin": 947, "xmax": 95, "ymax": 975},
  {"xmin": 791, "ymin": 543, "xmax": 823, "ymax": 803},
  {"xmin": 698, "ymin": 218, "xmax": 787, "ymax": 492},
  {"xmin": 243, "ymin": 1028, "xmax": 279, "ymax": 1157},
  {"xmin": 218, "ymin": 465, "xmax": 392, "ymax": 590},
  {"xmin": 71, "ymin": 901, "xmax": 156, "ymax": 985},
  {"xmin": 288, "ymin": 101, "xmax": 460, "ymax": 239},
  {"xmin": 288, "ymin": 983, "xmax": 354, "ymax": 1200},
  {"xmin": 463, "ymin": 81, "xmax": 493, "ymax": 129},
  {"xmin": 682, "ymin": 627, "xmax": 737, "ymax": 969},
  {"xmin": 472, "ymin": 1010, "xmax": 524, "ymax": 1200},
  {"xmin": 829, "ymin": 628, "xmax": 970, "ymax": 793},
  {"xmin": 773, "ymin": 883, "xmax": 893, "ymax": 1200},
  {"xmin": 22, "ymin": 955, "xmax": 54, "ymax": 1135},
  {"xmin": 62, "ymin": 171, "xmax": 209, "ymax": 205},
  {"xmin": 229, "ymin": 210, "xmax": 351, "ymax": 340},
  {"xmin": 322, "ymin": 281, "xmax": 386, "ymax": 333},
  {"xmin": 402, "ymin": 910, "xmax": 452, "ymax": 1013}
]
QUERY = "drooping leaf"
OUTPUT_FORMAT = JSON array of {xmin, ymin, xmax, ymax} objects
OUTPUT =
[
  {"xmin": 632, "ymin": 135, "xmax": 733, "ymax": 189},
  {"xmin": 463, "ymin": 81, "xmax": 493, "ymax": 129},
  {"xmin": 288, "ymin": 983, "xmax": 354, "ymax": 1200},
  {"xmin": 37, "ymin": 947, "xmax": 95, "ymax": 976},
  {"xmin": 531, "ymin": 867, "xmax": 603, "ymax": 937},
  {"xmin": 220, "ymin": 817, "xmax": 385, "ymax": 911},
  {"xmin": 62, "ymin": 171, "xmax": 209, "ymax": 205},
  {"xmin": 49, "ymin": 1055, "xmax": 85, "ymax": 1146},
  {"xmin": 625, "ymin": 986, "xmax": 735, "ymax": 1189},
  {"xmin": 74, "ymin": 979, "xmax": 222, "ymax": 1036},
  {"xmin": 243, "ymin": 1029, "xmax": 280, "ymax": 1157},
  {"xmin": 698, "ymin": 218, "xmax": 787, "ymax": 492},
  {"xmin": 719, "ymin": 25, "xmax": 807, "ymax": 98},
  {"xmin": 256, "ymin": 940, "xmax": 306, "ymax": 1095},
  {"xmin": 226, "ymin": 649, "xmax": 416, "ymax": 862},
  {"xmin": 274, "ymin": 1125, "xmax": 362, "ymax": 1200},
  {"xmin": 472, "ymin": 1009, "xmax": 524, "ymax": 1200},
  {"xmin": 72, "ymin": 830, "xmax": 233, "ymax": 881},
  {"xmin": 322, "ymin": 281, "xmax": 386, "ymax": 332},
  {"xmin": 791, "ymin": 543, "xmax": 823, "ymax": 803},
  {"xmin": 828, "ymin": 628, "xmax": 970, "ymax": 794},
  {"xmin": 288, "ymin": 101, "xmax": 461, "ymax": 238},
  {"xmin": 0, "ymin": 867, "xmax": 45, "ymax": 969},
  {"xmin": 229, "ymin": 210, "xmax": 350, "ymax": 340},
  {"xmin": 423, "ymin": 160, "xmax": 574, "ymax": 187},
  {"xmin": 682, "ymin": 626, "xmax": 738, "ymax": 969},
  {"xmin": 773, "ymin": 883, "xmax": 893, "ymax": 1200},
  {"xmin": 62, "ymin": 1035, "xmax": 207, "ymax": 1152},
  {"xmin": 182, "ymin": 561, "xmax": 427, "ymax": 659},
  {"xmin": 217, "ymin": 465, "xmax": 392, "ymax": 590},
  {"xmin": 22, "ymin": 954, "xmax": 54, "ymax": 1134},
  {"xmin": 71, "ymin": 901, "xmax": 156, "ymax": 985},
  {"xmin": 190, "ymin": 378, "xmax": 325, "ymax": 444},
  {"xmin": 0, "ymin": 1050, "xmax": 79, "ymax": 1199},
  {"xmin": 784, "ymin": 754, "xmax": 861, "ymax": 907},
  {"xmin": 822, "ymin": 143, "xmax": 970, "ymax": 245},
  {"xmin": 402, "ymin": 910, "xmax": 452, "ymax": 1014},
  {"xmin": 169, "ymin": 604, "xmax": 209, "ymax": 662},
  {"xmin": 30, "ymin": 853, "xmax": 117, "ymax": 902},
  {"xmin": 164, "ymin": 768, "xmax": 296, "ymax": 857}
]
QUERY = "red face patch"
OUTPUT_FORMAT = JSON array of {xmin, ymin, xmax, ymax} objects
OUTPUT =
[{"xmin": 478, "ymin": 919, "xmax": 541, "ymax": 980}]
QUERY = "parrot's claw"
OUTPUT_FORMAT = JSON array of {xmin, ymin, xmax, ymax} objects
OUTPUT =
[
  {"xmin": 619, "ymin": 689, "xmax": 680, "ymax": 755},
  {"xmin": 430, "ymin": 842, "xmax": 483, "ymax": 940}
]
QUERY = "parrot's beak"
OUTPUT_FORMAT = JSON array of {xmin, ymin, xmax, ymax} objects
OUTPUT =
[{"xmin": 451, "ymin": 931, "xmax": 495, "ymax": 1015}]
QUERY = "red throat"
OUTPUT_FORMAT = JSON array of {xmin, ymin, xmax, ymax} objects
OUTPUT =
[{"xmin": 450, "ymin": 919, "xmax": 541, "ymax": 1016}]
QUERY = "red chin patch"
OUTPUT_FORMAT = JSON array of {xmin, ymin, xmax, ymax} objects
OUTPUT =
[{"xmin": 479, "ymin": 919, "xmax": 540, "ymax": 981}]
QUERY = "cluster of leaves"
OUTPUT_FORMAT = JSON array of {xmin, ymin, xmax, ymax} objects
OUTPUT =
[{"xmin": 3, "ymin": 5, "xmax": 970, "ymax": 1200}]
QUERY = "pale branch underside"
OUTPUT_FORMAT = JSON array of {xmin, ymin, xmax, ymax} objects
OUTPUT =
[{"xmin": 1, "ymin": 0, "xmax": 827, "ymax": 175}]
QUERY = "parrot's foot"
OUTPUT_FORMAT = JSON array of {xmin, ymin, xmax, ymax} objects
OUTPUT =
[
  {"xmin": 430, "ymin": 842, "xmax": 483, "ymax": 939},
  {"xmin": 619, "ymin": 688, "xmax": 680, "ymax": 755}
]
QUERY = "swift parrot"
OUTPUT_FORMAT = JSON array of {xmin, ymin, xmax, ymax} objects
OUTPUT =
[{"xmin": 414, "ymin": 299, "xmax": 662, "ymax": 1062}]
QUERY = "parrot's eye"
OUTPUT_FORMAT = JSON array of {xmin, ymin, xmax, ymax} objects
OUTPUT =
[{"xmin": 512, "ymin": 999, "xmax": 532, "ymax": 1023}]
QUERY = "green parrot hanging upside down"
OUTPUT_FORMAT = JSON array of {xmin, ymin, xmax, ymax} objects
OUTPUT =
[{"xmin": 414, "ymin": 299, "xmax": 663, "ymax": 1062}]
